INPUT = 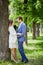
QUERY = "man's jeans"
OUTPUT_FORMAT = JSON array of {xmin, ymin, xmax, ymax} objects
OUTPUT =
[{"xmin": 18, "ymin": 41, "xmax": 28, "ymax": 61}]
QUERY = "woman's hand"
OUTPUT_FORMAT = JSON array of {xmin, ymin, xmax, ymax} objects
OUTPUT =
[{"xmin": 17, "ymin": 33, "xmax": 23, "ymax": 36}]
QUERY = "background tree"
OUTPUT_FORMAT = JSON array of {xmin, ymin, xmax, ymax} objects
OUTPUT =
[
  {"xmin": 24, "ymin": 0, "xmax": 28, "ymax": 43},
  {"xmin": 27, "ymin": 0, "xmax": 43, "ymax": 39},
  {"xmin": 9, "ymin": 0, "xmax": 43, "ymax": 39}
]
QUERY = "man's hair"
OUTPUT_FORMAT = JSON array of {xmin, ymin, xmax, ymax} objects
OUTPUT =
[{"xmin": 18, "ymin": 16, "xmax": 23, "ymax": 21}]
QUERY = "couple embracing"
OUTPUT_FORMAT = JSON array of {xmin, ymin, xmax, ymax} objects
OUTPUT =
[{"xmin": 9, "ymin": 16, "xmax": 28, "ymax": 63}]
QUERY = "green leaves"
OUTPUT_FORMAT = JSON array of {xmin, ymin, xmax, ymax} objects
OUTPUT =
[
  {"xmin": 36, "ymin": 0, "xmax": 41, "ymax": 10},
  {"xmin": 9, "ymin": 0, "xmax": 43, "ymax": 24},
  {"xmin": 9, "ymin": 0, "xmax": 25, "ymax": 20}
]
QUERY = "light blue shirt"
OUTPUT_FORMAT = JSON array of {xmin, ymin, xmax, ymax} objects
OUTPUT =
[{"xmin": 18, "ymin": 22, "xmax": 23, "ymax": 29}]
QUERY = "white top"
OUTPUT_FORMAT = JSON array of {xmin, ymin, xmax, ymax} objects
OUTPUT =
[{"xmin": 9, "ymin": 26, "xmax": 18, "ymax": 48}]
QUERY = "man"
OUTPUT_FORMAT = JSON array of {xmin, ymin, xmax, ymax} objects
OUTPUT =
[{"xmin": 16, "ymin": 16, "xmax": 28, "ymax": 63}]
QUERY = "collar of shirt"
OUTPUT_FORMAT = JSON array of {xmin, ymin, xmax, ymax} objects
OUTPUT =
[{"xmin": 18, "ymin": 22, "xmax": 23, "ymax": 29}]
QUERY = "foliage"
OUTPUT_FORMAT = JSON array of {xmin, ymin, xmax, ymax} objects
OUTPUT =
[
  {"xmin": 9, "ymin": 0, "xmax": 43, "ymax": 27},
  {"xmin": 9, "ymin": 0, "xmax": 24, "ymax": 21}
]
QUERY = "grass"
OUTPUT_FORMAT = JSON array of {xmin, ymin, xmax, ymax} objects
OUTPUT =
[
  {"xmin": 36, "ymin": 36, "xmax": 43, "ymax": 40},
  {"xmin": 0, "ymin": 33, "xmax": 43, "ymax": 65},
  {"xmin": 27, "ymin": 36, "xmax": 43, "ymax": 40},
  {"xmin": 27, "ymin": 32, "xmax": 43, "ymax": 40}
]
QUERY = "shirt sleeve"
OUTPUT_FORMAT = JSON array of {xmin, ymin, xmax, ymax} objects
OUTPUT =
[
  {"xmin": 21, "ymin": 24, "xmax": 26, "ymax": 36},
  {"xmin": 17, "ymin": 24, "xmax": 26, "ymax": 37}
]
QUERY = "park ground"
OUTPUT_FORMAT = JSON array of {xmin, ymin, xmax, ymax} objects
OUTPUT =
[{"xmin": 0, "ymin": 32, "xmax": 43, "ymax": 65}]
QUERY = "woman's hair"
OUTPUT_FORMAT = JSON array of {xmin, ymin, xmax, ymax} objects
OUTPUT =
[{"xmin": 9, "ymin": 20, "xmax": 13, "ymax": 25}]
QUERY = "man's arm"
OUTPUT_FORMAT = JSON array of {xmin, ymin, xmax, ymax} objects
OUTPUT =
[{"xmin": 17, "ymin": 24, "xmax": 26, "ymax": 37}]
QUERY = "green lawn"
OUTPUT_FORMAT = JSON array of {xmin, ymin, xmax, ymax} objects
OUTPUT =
[{"xmin": 0, "ymin": 35, "xmax": 43, "ymax": 65}]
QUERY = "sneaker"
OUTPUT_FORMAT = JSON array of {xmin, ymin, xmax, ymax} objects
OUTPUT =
[
  {"xmin": 11, "ymin": 56, "xmax": 19, "ymax": 63},
  {"xmin": 24, "ymin": 60, "xmax": 29, "ymax": 63},
  {"xmin": 22, "ymin": 59, "xmax": 29, "ymax": 63},
  {"xmin": 13, "ymin": 59, "xmax": 19, "ymax": 63}
]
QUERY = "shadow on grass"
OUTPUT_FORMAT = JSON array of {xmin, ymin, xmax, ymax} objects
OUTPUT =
[
  {"xmin": 28, "ymin": 36, "xmax": 43, "ymax": 40},
  {"xmin": 27, "ymin": 42, "xmax": 43, "ymax": 48},
  {"xmin": 36, "ymin": 36, "xmax": 43, "ymax": 40},
  {"xmin": 24, "ymin": 48, "xmax": 43, "ymax": 54},
  {"xmin": 29, "ymin": 57, "xmax": 43, "ymax": 65},
  {"xmin": 0, "ymin": 56, "xmax": 43, "ymax": 65}
]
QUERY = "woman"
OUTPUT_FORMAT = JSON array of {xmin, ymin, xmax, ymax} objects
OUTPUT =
[{"xmin": 8, "ymin": 20, "xmax": 18, "ymax": 63}]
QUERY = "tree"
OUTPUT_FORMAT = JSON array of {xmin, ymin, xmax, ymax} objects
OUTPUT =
[
  {"xmin": 9, "ymin": 0, "xmax": 43, "ymax": 39},
  {"xmin": 32, "ymin": 21, "xmax": 36, "ymax": 39},
  {"xmin": 24, "ymin": 0, "xmax": 28, "ymax": 43},
  {"xmin": 36, "ymin": 23, "xmax": 40, "ymax": 37},
  {"xmin": 9, "ymin": 0, "xmax": 28, "ymax": 43},
  {"xmin": 27, "ymin": 0, "xmax": 43, "ymax": 38},
  {"xmin": 0, "ymin": 0, "xmax": 11, "ymax": 60},
  {"xmin": 9, "ymin": 0, "xmax": 24, "ymax": 20}
]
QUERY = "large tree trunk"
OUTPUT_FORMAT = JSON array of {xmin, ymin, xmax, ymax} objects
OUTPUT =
[
  {"xmin": 32, "ymin": 22, "xmax": 36, "ymax": 39},
  {"xmin": 0, "ymin": 0, "xmax": 11, "ymax": 60}
]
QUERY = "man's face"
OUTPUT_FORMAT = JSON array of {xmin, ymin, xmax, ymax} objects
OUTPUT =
[{"xmin": 17, "ymin": 18, "xmax": 21, "ymax": 23}]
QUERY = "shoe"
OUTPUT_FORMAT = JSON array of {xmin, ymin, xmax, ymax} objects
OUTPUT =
[
  {"xmin": 11, "ymin": 56, "xmax": 19, "ymax": 63},
  {"xmin": 13, "ymin": 59, "xmax": 19, "ymax": 63},
  {"xmin": 22, "ymin": 59, "xmax": 29, "ymax": 63},
  {"xmin": 24, "ymin": 60, "xmax": 29, "ymax": 63},
  {"xmin": 11, "ymin": 54, "xmax": 19, "ymax": 63},
  {"xmin": 21, "ymin": 60, "xmax": 24, "ymax": 62}
]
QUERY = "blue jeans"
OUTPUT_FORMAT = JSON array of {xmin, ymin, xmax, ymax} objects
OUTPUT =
[{"xmin": 18, "ymin": 41, "xmax": 28, "ymax": 61}]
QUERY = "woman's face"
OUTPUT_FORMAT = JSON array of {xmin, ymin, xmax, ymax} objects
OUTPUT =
[{"xmin": 12, "ymin": 22, "xmax": 14, "ymax": 26}]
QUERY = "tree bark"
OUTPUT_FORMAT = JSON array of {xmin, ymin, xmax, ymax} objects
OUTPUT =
[
  {"xmin": 36, "ymin": 23, "xmax": 40, "ymax": 37},
  {"xmin": 0, "ymin": 0, "xmax": 11, "ymax": 60},
  {"xmin": 24, "ymin": 0, "xmax": 28, "ymax": 44},
  {"xmin": 32, "ymin": 22, "xmax": 36, "ymax": 39}
]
